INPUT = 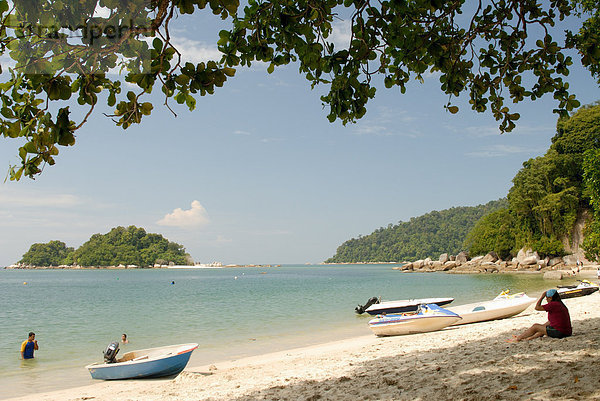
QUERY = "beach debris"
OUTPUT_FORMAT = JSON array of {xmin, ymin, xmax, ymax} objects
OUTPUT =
[
  {"xmin": 507, "ymin": 385, "xmax": 518, "ymax": 390},
  {"xmin": 209, "ymin": 364, "xmax": 218, "ymax": 372}
]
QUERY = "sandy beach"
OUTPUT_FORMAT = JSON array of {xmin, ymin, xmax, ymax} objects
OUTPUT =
[{"xmin": 7, "ymin": 285, "xmax": 600, "ymax": 401}]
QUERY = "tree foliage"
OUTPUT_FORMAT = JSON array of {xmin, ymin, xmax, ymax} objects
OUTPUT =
[
  {"xmin": 463, "ymin": 208, "xmax": 516, "ymax": 260},
  {"xmin": 326, "ymin": 199, "xmax": 507, "ymax": 263},
  {"xmin": 18, "ymin": 226, "xmax": 190, "ymax": 267},
  {"xmin": 582, "ymin": 147, "xmax": 600, "ymax": 260},
  {"xmin": 467, "ymin": 103, "xmax": 600, "ymax": 259},
  {"xmin": 19, "ymin": 240, "xmax": 74, "ymax": 266},
  {"xmin": 508, "ymin": 150, "xmax": 581, "ymax": 242},
  {"xmin": 1, "ymin": 0, "xmax": 599, "ymax": 179}
]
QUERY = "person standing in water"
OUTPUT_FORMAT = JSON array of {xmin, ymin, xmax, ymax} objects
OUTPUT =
[{"xmin": 20, "ymin": 332, "xmax": 39, "ymax": 359}]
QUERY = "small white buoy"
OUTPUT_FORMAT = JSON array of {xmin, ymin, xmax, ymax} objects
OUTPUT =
[{"xmin": 234, "ymin": 276, "xmax": 238, "ymax": 280}]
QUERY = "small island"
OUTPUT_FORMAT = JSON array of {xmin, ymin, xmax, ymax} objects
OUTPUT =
[{"xmin": 7, "ymin": 226, "xmax": 192, "ymax": 269}]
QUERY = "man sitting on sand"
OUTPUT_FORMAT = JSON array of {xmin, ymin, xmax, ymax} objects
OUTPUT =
[
  {"xmin": 20, "ymin": 332, "xmax": 39, "ymax": 359},
  {"xmin": 509, "ymin": 289, "xmax": 572, "ymax": 342}
]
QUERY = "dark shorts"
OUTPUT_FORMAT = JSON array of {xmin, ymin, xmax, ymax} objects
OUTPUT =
[{"xmin": 546, "ymin": 325, "xmax": 570, "ymax": 339}]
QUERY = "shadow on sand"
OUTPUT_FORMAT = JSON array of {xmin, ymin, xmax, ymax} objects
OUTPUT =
[{"xmin": 229, "ymin": 317, "xmax": 600, "ymax": 401}]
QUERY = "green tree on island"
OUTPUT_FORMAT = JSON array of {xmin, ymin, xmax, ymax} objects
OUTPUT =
[
  {"xmin": 20, "ymin": 240, "xmax": 75, "ymax": 266},
  {"xmin": 1, "ymin": 1, "xmax": 599, "ymax": 179},
  {"xmin": 19, "ymin": 226, "xmax": 191, "ymax": 267}
]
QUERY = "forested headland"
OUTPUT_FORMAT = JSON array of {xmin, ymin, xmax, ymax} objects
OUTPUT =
[
  {"xmin": 326, "ymin": 200, "xmax": 507, "ymax": 263},
  {"xmin": 15, "ymin": 226, "xmax": 191, "ymax": 268},
  {"xmin": 327, "ymin": 103, "xmax": 600, "ymax": 264}
]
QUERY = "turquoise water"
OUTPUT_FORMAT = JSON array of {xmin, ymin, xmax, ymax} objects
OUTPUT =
[{"xmin": 0, "ymin": 265, "xmax": 556, "ymax": 399}]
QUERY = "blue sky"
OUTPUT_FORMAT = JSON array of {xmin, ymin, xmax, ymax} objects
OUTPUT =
[{"xmin": 1, "ymin": 8, "xmax": 599, "ymax": 266}]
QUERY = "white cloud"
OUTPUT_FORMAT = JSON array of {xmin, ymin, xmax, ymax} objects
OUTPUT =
[
  {"xmin": 170, "ymin": 37, "xmax": 221, "ymax": 63},
  {"xmin": 212, "ymin": 235, "xmax": 232, "ymax": 244},
  {"xmin": 157, "ymin": 200, "xmax": 210, "ymax": 228},
  {"xmin": 458, "ymin": 123, "xmax": 553, "ymax": 138},
  {"xmin": 465, "ymin": 144, "xmax": 537, "ymax": 158},
  {"xmin": 354, "ymin": 124, "xmax": 393, "ymax": 136},
  {"xmin": 352, "ymin": 107, "xmax": 421, "ymax": 138},
  {"xmin": 234, "ymin": 130, "xmax": 251, "ymax": 136},
  {"xmin": 260, "ymin": 137, "xmax": 284, "ymax": 143},
  {"xmin": 330, "ymin": 20, "xmax": 351, "ymax": 50},
  {"xmin": 0, "ymin": 188, "xmax": 82, "ymax": 208}
]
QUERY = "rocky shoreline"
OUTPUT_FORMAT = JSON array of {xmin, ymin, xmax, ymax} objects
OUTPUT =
[{"xmin": 395, "ymin": 248, "xmax": 599, "ymax": 279}]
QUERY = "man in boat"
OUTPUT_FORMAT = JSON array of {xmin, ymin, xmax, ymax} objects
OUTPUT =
[
  {"xmin": 508, "ymin": 289, "xmax": 572, "ymax": 342},
  {"xmin": 20, "ymin": 332, "xmax": 39, "ymax": 359}
]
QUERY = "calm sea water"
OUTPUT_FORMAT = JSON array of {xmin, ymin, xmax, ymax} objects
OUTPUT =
[{"xmin": 0, "ymin": 265, "xmax": 557, "ymax": 399}]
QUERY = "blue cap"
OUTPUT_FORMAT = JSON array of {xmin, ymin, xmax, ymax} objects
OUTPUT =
[{"xmin": 546, "ymin": 289, "xmax": 557, "ymax": 297}]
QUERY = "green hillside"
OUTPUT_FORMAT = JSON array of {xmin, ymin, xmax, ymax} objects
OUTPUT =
[{"xmin": 325, "ymin": 199, "xmax": 507, "ymax": 263}]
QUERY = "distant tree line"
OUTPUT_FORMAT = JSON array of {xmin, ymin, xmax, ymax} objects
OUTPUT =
[
  {"xmin": 325, "ymin": 199, "xmax": 508, "ymax": 263},
  {"xmin": 19, "ymin": 226, "xmax": 191, "ymax": 267},
  {"xmin": 328, "ymin": 103, "xmax": 600, "ymax": 263}
]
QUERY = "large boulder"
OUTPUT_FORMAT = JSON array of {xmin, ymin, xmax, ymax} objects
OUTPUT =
[
  {"xmin": 432, "ymin": 261, "xmax": 444, "ymax": 271},
  {"xmin": 516, "ymin": 248, "xmax": 539, "ymax": 264},
  {"xmin": 521, "ymin": 256, "xmax": 539, "ymax": 265},
  {"xmin": 456, "ymin": 251, "xmax": 469, "ymax": 263},
  {"xmin": 439, "ymin": 253, "xmax": 449, "ymax": 264},
  {"xmin": 471, "ymin": 255, "xmax": 484, "ymax": 263},
  {"xmin": 543, "ymin": 271, "xmax": 564, "ymax": 280},
  {"xmin": 548, "ymin": 257, "xmax": 563, "ymax": 267},
  {"xmin": 423, "ymin": 257, "xmax": 432, "ymax": 266},
  {"xmin": 443, "ymin": 261, "xmax": 457, "ymax": 271},
  {"xmin": 413, "ymin": 260, "xmax": 424, "ymax": 269},
  {"xmin": 562, "ymin": 254, "xmax": 578, "ymax": 266},
  {"xmin": 400, "ymin": 262, "xmax": 413, "ymax": 271},
  {"xmin": 482, "ymin": 251, "xmax": 499, "ymax": 263}
]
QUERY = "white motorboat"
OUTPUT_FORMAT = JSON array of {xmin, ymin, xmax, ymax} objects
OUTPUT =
[
  {"xmin": 368, "ymin": 304, "xmax": 461, "ymax": 336},
  {"xmin": 358, "ymin": 297, "xmax": 454, "ymax": 315},
  {"xmin": 447, "ymin": 292, "xmax": 535, "ymax": 326}
]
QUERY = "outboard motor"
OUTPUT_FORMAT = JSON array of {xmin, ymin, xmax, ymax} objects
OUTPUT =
[
  {"xmin": 103, "ymin": 341, "xmax": 120, "ymax": 364},
  {"xmin": 355, "ymin": 296, "xmax": 380, "ymax": 314}
]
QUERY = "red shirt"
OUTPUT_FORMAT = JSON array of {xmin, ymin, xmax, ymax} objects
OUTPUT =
[{"xmin": 543, "ymin": 301, "xmax": 572, "ymax": 336}]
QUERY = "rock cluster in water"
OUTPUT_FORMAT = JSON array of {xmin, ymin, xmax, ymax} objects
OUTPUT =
[{"xmin": 395, "ymin": 248, "xmax": 594, "ymax": 276}]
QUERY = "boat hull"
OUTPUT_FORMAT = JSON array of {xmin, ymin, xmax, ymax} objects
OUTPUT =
[
  {"xmin": 558, "ymin": 286, "xmax": 598, "ymax": 299},
  {"xmin": 365, "ymin": 297, "xmax": 454, "ymax": 316},
  {"xmin": 369, "ymin": 315, "xmax": 461, "ymax": 336},
  {"xmin": 557, "ymin": 281, "xmax": 599, "ymax": 299},
  {"xmin": 368, "ymin": 304, "xmax": 461, "ymax": 336},
  {"xmin": 86, "ymin": 343, "xmax": 198, "ymax": 380},
  {"xmin": 447, "ymin": 296, "xmax": 535, "ymax": 326}
]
